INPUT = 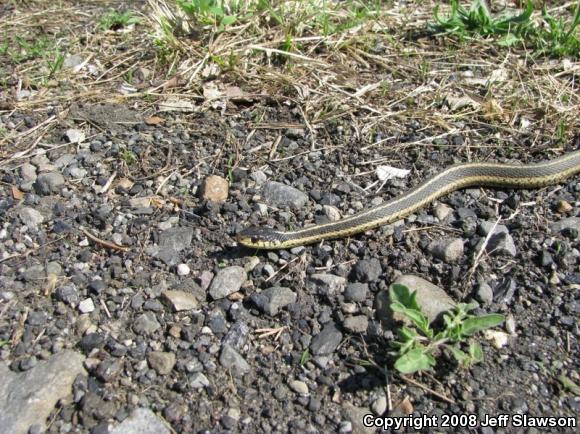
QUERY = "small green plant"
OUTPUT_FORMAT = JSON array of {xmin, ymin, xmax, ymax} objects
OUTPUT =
[
  {"xmin": 98, "ymin": 9, "xmax": 141, "ymax": 31},
  {"xmin": 47, "ymin": 53, "xmax": 65, "ymax": 78},
  {"xmin": 300, "ymin": 348, "xmax": 310, "ymax": 366},
  {"xmin": 226, "ymin": 155, "xmax": 235, "ymax": 183},
  {"xmin": 389, "ymin": 283, "xmax": 504, "ymax": 375},
  {"xmin": 534, "ymin": 4, "xmax": 580, "ymax": 58},
  {"xmin": 121, "ymin": 148, "xmax": 137, "ymax": 165},
  {"xmin": 177, "ymin": 0, "xmax": 238, "ymax": 31}
]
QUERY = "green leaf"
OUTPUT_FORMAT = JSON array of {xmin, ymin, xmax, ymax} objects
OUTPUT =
[
  {"xmin": 221, "ymin": 15, "xmax": 237, "ymax": 26},
  {"xmin": 497, "ymin": 33, "xmax": 522, "ymax": 46},
  {"xmin": 462, "ymin": 314, "xmax": 504, "ymax": 336},
  {"xmin": 469, "ymin": 341, "xmax": 484, "ymax": 363},
  {"xmin": 390, "ymin": 302, "xmax": 432, "ymax": 337},
  {"xmin": 394, "ymin": 348, "xmax": 436, "ymax": 374},
  {"xmin": 389, "ymin": 284, "xmax": 420, "ymax": 311},
  {"xmin": 447, "ymin": 345, "xmax": 469, "ymax": 366}
]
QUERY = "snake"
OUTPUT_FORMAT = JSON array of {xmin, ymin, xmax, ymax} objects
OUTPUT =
[{"xmin": 237, "ymin": 150, "xmax": 580, "ymax": 249}]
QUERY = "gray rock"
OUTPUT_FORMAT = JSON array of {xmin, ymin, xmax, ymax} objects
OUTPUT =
[
  {"xmin": 219, "ymin": 344, "xmax": 250, "ymax": 376},
  {"xmin": 63, "ymin": 54, "xmax": 83, "ymax": 69},
  {"xmin": 550, "ymin": 217, "xmax": 579, "ymax": 234},
  {"xmin": 250, "ymin": 170, "xmax": 267, "ymax": 186},
  {"xmin": 478, "ymin": 221, "xmax": 509, "ymax": 236},
  {"xmin": 352, "ymin": 258, "xmax": 382, "ymax": 282},
  {"xmin": 78, "ymin": 298, "xmax": 95, "ymax": 313},
  {"xmin": 262, "ymin": 181, "xmax": 308, "ymax": 209},
  {"xmin": 476, "ymin": 282, "xmax": 494, "ymax": 305},
  {"xmin": 34, "ymin": 172, "xmax": 65, "ymax": 195},
  {"xmin": 18, "ymin": 207, "xmax": 44, "ymax": 229},
  {"xmin": 161, "ymin": 290, "xmax": 198, "ymax": 311},
  {"xmin": 377, "ymin": 275, "xmax": 455, "ymax": 325},
  {"xmin": 55, "ymin": 284, "xmax": 79, "ymax": 306},
  {"xmin": 20, "ymin": 163, "xmax": 37, "ymax": 183},
  {"xmin": 0, "ymin": 350, "xmax": 85, "ymax": 434},
  {"xmin": 428, "ymin": 238, "xmax": 464, "ymax": 262},
  {"xmin": 156, "ymin": 227, "xmax": 194, "ymax": 265},
  {"xmin": 250, "ymin": 286, "xmax": 297, "ymax": 315},
  {"xmin": 208, "ymin": 266, "xmax": 247, "ymax": 300},
  {"xmin": 433, "ymin": 203, "xmax": 453, "ymax": 221},
  {"xmin": 53, "ymin": 154, "xmax": 75, "ymax": 169},
  {"xmin": 344, "ymin": 283, "xmax": 369, "ymax": 302},
  {"xmin": 223, "ymin": 321, "xmax": 250, "ymax": 350},
  {"xmin": 371, "ymin": 396, "xmax": 387, "ymax": 416},
  {"xmin": 342, "ymin": 403, "xmax": 374, "ymax": 434},
  {"xmin": 109, "ymin": 408, "xmax": 171, "ymax": 434},
  {"xmin": 343, "ymin": 315, "xmax": 368, "ymax": 333},
  {"xmin": 133, "ymin": 312, "xmax": 161, "ymax": 335},
  {"xmin": 64, "ymin": 128, "xmax": 85, "ymax": 144},
  {"xmin": 288, "ymin": 380, "xmax": 309, "ymax": 395},
  {"xmin": 322, "ymin": 205, "xmax": 341, "ymax": 221},
  {"xmin": 486, "ymin": 232, "xmax": 517, "ymax": 257},
  {"xmin": 190, "ymin": 372, "xmax": 210, "ymax": 389},
  {"xmin": 310, "ymin": 323, "xmax": 342, "ymax": 355},
  {"xmin": 309, "ymin": 273, "xmax": 346, "ymax": 297},
  {"xmin": 147, "ymin": 352, "xmax": 176, "ymax": 375}
]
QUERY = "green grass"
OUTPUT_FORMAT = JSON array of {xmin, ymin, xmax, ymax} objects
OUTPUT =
[
  {"xmin": 389, "ymin": 283, "xmax": 504, "ymax": 375},
  {"xmin": 431, "ymin": 0, "xmax": 579, "ymax": 58},
  {"xmin": 98, "ymin": 9, "xmax": 141, "ymax": 31}
]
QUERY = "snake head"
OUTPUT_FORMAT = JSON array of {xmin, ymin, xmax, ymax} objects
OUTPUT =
[{"xmin": 237, "ymin": 227, "xmax": 287, "ymax": 249}]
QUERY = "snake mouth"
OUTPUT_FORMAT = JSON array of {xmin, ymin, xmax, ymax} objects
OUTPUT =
[{"xmin": 236, "ymin": 227, "xmax": 287, "ymax": 249}]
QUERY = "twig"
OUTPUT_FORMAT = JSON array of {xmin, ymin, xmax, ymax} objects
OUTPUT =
[
  {"xmin": 399, "ymin": 374, "xmax": 456, "ymax": 405},
  {"xmin": 80, "ymin": 228, "xmax": 129, "ymax": 252}
]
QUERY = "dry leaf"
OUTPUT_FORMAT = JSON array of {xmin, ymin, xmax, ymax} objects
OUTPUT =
[
  {"xmin": 115, "ymin": 178, "xmax": 134, "ymax": 190},
  {"xmin": 399, "ymin": 396, "xmax": 414, "ymax": 415},
  {"xmin": 145, "ymin": 116, "xmax": 165, "ymax": 125},
  {"xmin": 11, "ymin": 185, "xmax": 24, "ymax": 200}
]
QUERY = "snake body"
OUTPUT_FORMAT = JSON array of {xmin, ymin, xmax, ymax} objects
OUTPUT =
[{"xmin": 237, "ymin": 151, "xmax": 580, "ymax": 249}]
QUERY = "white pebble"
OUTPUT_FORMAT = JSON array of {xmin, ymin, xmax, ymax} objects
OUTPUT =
[
  {"xmin": 78, "ymin": 298, "xmax": 95, "ymax": 313},
  {"xmin": 177, "ymin": 263, "xmax": 190, "ymax": 276}
]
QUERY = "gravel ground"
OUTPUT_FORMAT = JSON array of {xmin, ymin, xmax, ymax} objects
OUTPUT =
[{"xmin": 1, "ymin": 104, "xmax": 578, "ymax": 434}]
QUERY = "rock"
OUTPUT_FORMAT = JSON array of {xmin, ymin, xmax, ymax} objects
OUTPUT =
[
  {"xmin": 342, "ymin": 403, "xmax": 374, "ymax": 434},
  {"xmin": 433, "ymin": 203, "xmax": 453, "ymax": 221},
  {"xmin": 147, "ymin": 352, "xmax": 176, "ymax": 375},
  {"xmin": 223, "ymin": 321, "xmax": 250, "ymax": 350},
  {"xmin": 371, "ymin": 396, "xmax": 387, "ymax": 416},
  {"xmin": 478, "ymin": 221, "xmax": 517, "ymax": 256},
  {"xmin": 18, "ymin": 207, "xmax": 44, "ymax": 229},
  {"xmin": 63, "ymin": 54, "xmax": 83, "ymax": 69},
  {"xmin": 55, "ymin": 284, "xmax": 79, "ymax": 306},
  {"xmin": 0, "ymin": 350, "xmax": 85, "ymax": 434},
  {"xmin": 262, "ymin": 181, "xmax": 308, "ymax": 209},
  {"xmin": 64, "ymin": 128, "xmax": 85, "ymax": 144},
  {"xmin": 250, "ymin": 286, "xmax": 297, "ymax": 315},
  {"xmin": 78, "ymin": 298, "xmax": 95, "ymax": 313},
  {"xmin": 493, "ymin": 278, "xmax": 516, "ymax": 304},
  {"xmin": 428, "ymin": 238, "xmax": 464, "ymax": 262},
  {"xmin": 177, "ymin": 263, "xmax": 190, "ymax": 276},
  {"xmin": 201, "ymin": 175, "xmax": 229, "ymax": 202},
  {"xmin": 133, "ymin": 312, "xmax": 161, "ymax": 335},
  {"xmin": 161, "ymin": 290, "xmax": 198, "ymax": 311},
  {"xmin": 128, "ymin": 197, "xmax": 151, "ymax": 208},
  {"xmin": 20, "ymin": 163, "xmax": 37, "ymax": 183},
  {"xmin": 550, "ymin": 217, "xmax": 579, "ymax": 234},
  {"xmin": 309, "ymin": 273, "xmax": 346, "ymax": 297},
  {"xmin": 250, "ymin": 170, "xmax": 267, "ymax": 186},
  {"xmin": 288, "ymin": 380, "xmax": 309, "ymax": 395},
  {"xmin": 352, "ymin": 258, "xmax": 382, "ymax": 282},
  {"xmin": 556, "ymin": 199, "xmax": 573, "ymax": 214},
  {"xmin": 344, "ymin": 283, "xmax": 369, "ymax": 303},
  {"xmin": 209, "ymin": 266, "xmax": 247, "ymax": 300},
  {"xmin": 478, "ymin": 221, "xmax": 509, "ymax": 236},
  {"xmin": 322, "ymin": 205, "xmax": 341, "ymax": 221},
  {"xmin": 34, "ymin": 172, "xmax": 65, "ymax": 195},
  {"xmin": 310, "ymin": 323, "xmax": 342, "ymax": 355},
  {"xmin": 343, "ymin": 315, "xmax": 368, "ymax": 333},
  {"xmin": 377, "ymin": 275, "xmax": 455, "ymax": 325},
  {"xmin": 484, "ymin": 330, "xmax": 509, "ymax": 349},
  {"xmin": 190, "ymin": 372, "xmax": 210, "ymax": 389},
  {"xmin": 156, "ymin": 227, "xmax": 194, "ymax": 265},
  {"xmin": 475, "ymin": 282, "xmax": 494, "ymax": 305},
  {"xmin": 219, "ymin": 344, "xmax": 250, "ymax": 376},
  {"xmin": 109, "ymin": 408, "xmax": 171, "ymax": 434}
]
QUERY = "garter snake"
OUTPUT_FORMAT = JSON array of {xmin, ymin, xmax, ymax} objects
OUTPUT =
[{"xmin": 237, "ymin": 151, "xmax": 580, "ymax": 249}]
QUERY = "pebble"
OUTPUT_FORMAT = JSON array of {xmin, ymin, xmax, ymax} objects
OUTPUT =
[
  {"xmin": 309, "ymin": 273, "xmax": 346, "ymax": 296},
  {"xmin": 34, "ymin": 172, "xmax": 65, "ymax": 195},
  {"xmin": 250, "ymin": 286, "xmax": 297, "ymax": 315},
  {"xmin": 147, "ymin": 351, "xmax": 176, "ymax": 375},
  {"xmin": 133, "ymin": 312, "xmax": 161, "ymax": 335},
  {"xmin": 343, "ymin": 315, "xmax": 368, "ymax": 333},
  {"xmin": 20, "ymin": 163, "xmax": 37, "ymax": 183},
  {"xmin": 64, "ymin": 128, "xmax": 85, "ymax": 143},
  {"xmin": 428, "ymin": 238, "xmax": 464, "ymax": 262},
  {"xmin": 550, "ymin": 217, "xmax": 579, "ymax": 234},
  {"xmin": 322, "ymin": 205, "xmax": 341, "ymax": 221},
  {"xmin": 505, "ymin": 315, "xmax": 516, "ymax": 335},
  {"xmin": 250, "ymin": 170, "xmax": 267, "ymax": 186},
  {"xmin": 219, "ymin": 344, "xmax": 250, "ymax": 376},
  {"xmin": 18, "ymin": 207, "xmax": 44, "ymax": 229},
  {"xmin": 433, "ymin": 203, "xmax": 453, "ymax": 221},
  {"xmin": 78, "ymin": 298, "xmax": 95, "ymax": 313},
  {"xmin": 161, "ymin": 290, "xmax": 198, "ymax": 311},
  {"xmin": 201, "ymin": 175, "xmax": 229, "ymax": 201},
  {"xmin": 486, "ymin": 232, "xmax": 517, "ymax": 257},
  {"xmin": 190, "ymin": 372, "xmax": 210, "ymax": 389},
  {"xmin": 209, "ymin": 266, "xmax": 247, "ymax": 300},
  {"xmin": 344, "ymin": 283, "xmax": 369, "ymax": 302},
  {"xmin": 484, "ymin": 330, "xmax": 509, "ymax": 349},
  {"xmin": 371, "ymin": 396, "xmax": 387, "ymax": 416},
  {"xmin": 177, "ymin": 263, "xmax": 190, "ymax": 276},
  {"xmin": 352, "ymin": 258, "xmax": 382, "ymax": 282},
  {"xmin": 310, "ymin": 323, "xmax": 342, "ymax": 355},
  {"xmin": 109, "ymin": 408, "xmax": 171, "ymax": 434},
  {"xmin": 288, "ymin": 380, "xmax": 309, "ymax": 395},
  {"xmin": 475, "ymin": 282, "xmax": 494, "ymax": 305},
  {"xmin": 262, "ymin": 181, "xmax": 308, "ymax": 209}
]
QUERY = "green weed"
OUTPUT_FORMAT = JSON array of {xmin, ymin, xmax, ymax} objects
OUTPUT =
[
  {"xmin": 389, "ymin": 283, "xmax": 504, "ymax": 374},
  {"xmin": 98, "ymin": 9, "xmax": 141, "ymax": 31}
]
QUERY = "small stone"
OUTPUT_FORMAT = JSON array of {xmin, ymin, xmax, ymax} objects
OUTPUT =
[
  {"xmin": 309, "ymin": 274, "xmax": 346, "ymax": 296},
  {"xmin": 371, "ymin": 396, "xmax": 387, "ymax": 416},
  {"xmin": 20, "ymin": 163, "xmax": 37, "ymax": 183},
  {"xmin": 34, "ymin": 172, "xmax": 65, "ymax": 195},
  {"xmin": 128, "ymin": 197, "xmax": 151, "ymax": 208},
  {"xmin": 250, "ymin": 171, "xmax": 267, "ymax": 186},
  {"xmin": 550, "ymin": 217, "xmax": 579, "ymax": 234},
  {"xmin": 78, "ymin": 298, "xmax": 95, "ymax": 313},
  {"xmin": 505, "ymin": 315, "xmax": 516, "ymax": 335},
  {"xmin": 109, "ymin": 408, "xmax": 171, "ymax": 434},
  {"xmin": 161, "ymin": 290, "xmax": 198, "ymax": 311},
  {"xmin": 250, "ymin": 286, "xmax": 297, "ymax": 316},
  {"xmin": 209, "ymin": 266, "xmax": 247, "ymax": 300},
  {"xmin": 288, "ymin": 380, "xmax": 309, "ymax": 395},
  {"xmin": 344, "ymin": 283, "xmax": 369, "ymax": 302},
  {"xmin": 352, "ymin": 258, "xmax": 382, "ymax": 282},
  {"xmin": 486, "ymin": 232, "xmax": 517, "ymax": 257},
  {"xmin": 484, "ymin": 330, "xmax": 509, "ymax": 349},
  {"xmin": 310, "ymin": 323, "xmax": 342, "ymax": 355},
  {"xmin": 177, "ymin": 263, "xmax": 190, "ymax": 276},
  {"xmin": 55, "ymin": 284, "xmax": 79, "ymax": 306},
  {"xmin": 190, "ymin": 372, "xmax": 210, "ymax": 389},
  {"xmin": 63, "ymin": 54, "xmax": 83, "ymax": 69},
  {"xmin": 219, "ymin": 344, "xmax": 250, "ymax": 376},
  {"xmin": 65, "ymin": 129, "xmax": 85, "ymax": 143},
  {"xmin": 476, "ymin": 282, "xmax": 494, "ymax": 305},
  {"xmin": 343, "ymin": 315, "xmax": 368, "ymax": 333},
  {"xmin": 262, "ymin": 181, "xmax": 308, "ymax": 209},
  {"xmin": 148, "ymin": 351, "xmax": 176, "ymax": 375},
  {"xmin": 556, "ymin": 199, "xmax": 573, "ymax": 214},
  {"xmin": 433, "ymin": 203, "xmax": 453, "ymax": 221},
  {"xmin": 133, "ymin": 312, "xmax": 161, "ymax": 335},
  {"xmin": 201, "ymin": 175, "xmax": 229, "ymax": 202},
  {"xmin": 18, "ymin": 207, "xmax": 44, "ymax": 229},
  {"xmin": 322, "ymin": 205, "xmax": 341, "ymax": 221},
  {"xmin": 428, "ymin": 238, "xmax": 464, "ymax": 262}
]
